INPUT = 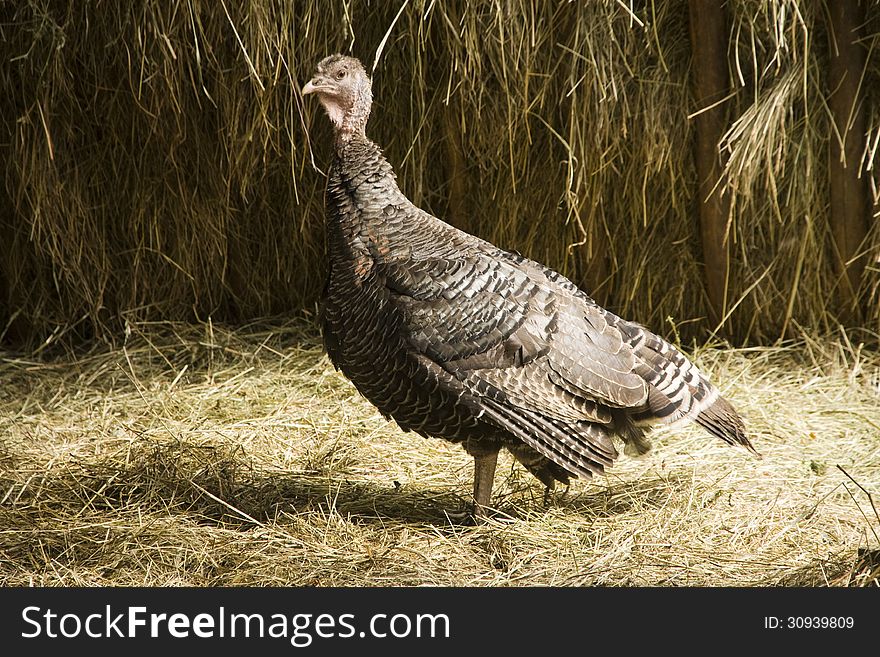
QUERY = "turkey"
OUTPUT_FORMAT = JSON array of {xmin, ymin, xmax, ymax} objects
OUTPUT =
[{"xmin": 302, "ymin": 54, "xmax": 758, "ymax": 520}]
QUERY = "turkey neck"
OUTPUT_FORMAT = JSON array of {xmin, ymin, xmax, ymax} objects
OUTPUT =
[{"xmin": 325, "ymin": 132, "xmax": 416, "ymax": 270}]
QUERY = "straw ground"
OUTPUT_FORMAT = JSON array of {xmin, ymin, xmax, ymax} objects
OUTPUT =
[{"xmin": 1, "ymin": 320, "xmax": 878, "ymax": 586}]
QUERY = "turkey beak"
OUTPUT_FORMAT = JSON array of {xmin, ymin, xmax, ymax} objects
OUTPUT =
[{"xmin": 302, "ymin": 76, "xmax": 328, "ymax": 96}]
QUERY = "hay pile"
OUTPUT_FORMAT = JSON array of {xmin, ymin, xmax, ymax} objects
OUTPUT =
[
  {"xmin": 1, "ymin": 321, "xmax": 877, "ymax": 586},
  {"xmin": 2, "ymin": 1, "xmax": 878, "ymax": 349}
]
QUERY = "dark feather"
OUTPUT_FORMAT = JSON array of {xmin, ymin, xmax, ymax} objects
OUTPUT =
[{"xmin": 306, "ymin": 54, "xmax": 758, "ymax": 516}]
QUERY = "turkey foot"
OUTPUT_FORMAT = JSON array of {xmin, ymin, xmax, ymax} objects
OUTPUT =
[{"xmin": 444, "ymin": 450, "xmax": 498, "ymax": 524}]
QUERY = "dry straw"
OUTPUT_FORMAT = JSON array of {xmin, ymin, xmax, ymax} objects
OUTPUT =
[
  {"xmin": 1, "ymin": 320, "xmax": 878, "ymax": 586},
  {"xmin": 1, "ymin": 1, "xmax": 878, "ymax": 349},
  {"xmin": 2, "ymin": 1, "xmax": 878, "ymax": 589}
]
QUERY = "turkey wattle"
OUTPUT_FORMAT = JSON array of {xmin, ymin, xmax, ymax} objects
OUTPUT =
[{"xmin": 302, "ymin": 54, "xmax": 758, "ymax": 520}]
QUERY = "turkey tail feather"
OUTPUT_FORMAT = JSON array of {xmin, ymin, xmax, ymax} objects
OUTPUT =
[{"xmin": 694, "ymin": 395, "xmax": 761, "ymax": 457}]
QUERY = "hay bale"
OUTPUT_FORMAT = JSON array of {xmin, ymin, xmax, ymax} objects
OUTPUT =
[{"xmin": 1, "ymin": 1, "xmax": 878, "ymax": 349}]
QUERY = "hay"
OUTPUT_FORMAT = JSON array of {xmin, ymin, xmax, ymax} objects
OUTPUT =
[
  {"xmin": 1, "ymin": 320, "xmax": 877, "ymax": 586},
  {"xmin": 1, "ymin": 1, "xmax": 878, "ymax": 349}
]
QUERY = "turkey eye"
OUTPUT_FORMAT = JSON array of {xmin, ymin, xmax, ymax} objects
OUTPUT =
[{"xmin": 336, "ymin": 70, "xmax": 346, "ymax": 80}]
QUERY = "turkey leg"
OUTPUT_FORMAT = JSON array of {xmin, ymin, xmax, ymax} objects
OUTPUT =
[{"xmin": 472, "ymin": 450, "xmax": 499, "ymax": 520}]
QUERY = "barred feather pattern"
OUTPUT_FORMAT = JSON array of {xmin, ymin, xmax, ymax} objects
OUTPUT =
[
  {"xmin": 321, "ymin": 132, "xmax": 758, "ymax": 491},
  {"xmin": 307, "ymin": 52, "xmax": 758, "ymax": 504}
]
